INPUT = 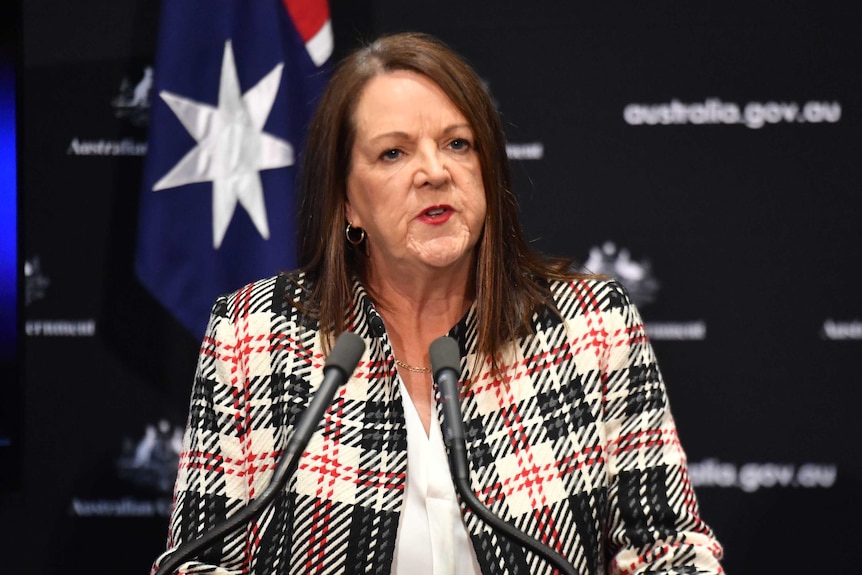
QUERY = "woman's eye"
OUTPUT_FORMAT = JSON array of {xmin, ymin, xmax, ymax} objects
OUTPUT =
[
  {"xmin": 449, "ymin": 138, "xmax": 470, "ymax": 152},
  {"xmin": 380, "ymin": 149, "xmax": 401, "ymax": 161}
]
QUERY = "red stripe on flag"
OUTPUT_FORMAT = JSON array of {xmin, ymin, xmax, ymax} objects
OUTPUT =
[{"xmin": 282, "ymin": 0, "xmax": 330, "ymax": 43}]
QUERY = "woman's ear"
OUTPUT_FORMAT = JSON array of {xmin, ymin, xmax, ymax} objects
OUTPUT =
[
  {"xmin": 344, "ymin": 199, "xmax": 361, "ymax": 228},
  {"xmin": 344, "ymin": 200, "xmax": 353, "ymax": 224}
]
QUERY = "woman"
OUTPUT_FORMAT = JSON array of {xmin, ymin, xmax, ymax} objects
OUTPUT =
[{"xmin": 153, "ymin": 32, "xmax": 724, "ymax": 575}]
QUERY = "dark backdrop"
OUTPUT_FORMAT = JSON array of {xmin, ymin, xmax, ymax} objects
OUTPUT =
[{"xmin": 6, "ymin": 1, "xmax": 860, "ymax": 573}]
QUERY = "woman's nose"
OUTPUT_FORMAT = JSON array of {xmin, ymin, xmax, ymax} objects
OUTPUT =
[{"xmin": 414, "ymin": 144, "xmax": 449, "ymax": 189}]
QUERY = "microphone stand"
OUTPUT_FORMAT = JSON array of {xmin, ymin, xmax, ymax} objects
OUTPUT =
[
  {"xmin": 155, "ymin": 332, "xmax": 365, "ymax": 575},
  {"xmin": 430, "ymin": 336, "xmax": 578, "ymax": 575}
]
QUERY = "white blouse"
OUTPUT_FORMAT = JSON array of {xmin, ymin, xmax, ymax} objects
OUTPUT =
[{"xmin": 392, "ymin": 380, "xmax": 482, "ymax": 575}]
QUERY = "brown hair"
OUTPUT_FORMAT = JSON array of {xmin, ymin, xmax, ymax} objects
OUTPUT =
[{"xmin": 296, "ymin": 32, "xmax": 586, "ymax": 368}]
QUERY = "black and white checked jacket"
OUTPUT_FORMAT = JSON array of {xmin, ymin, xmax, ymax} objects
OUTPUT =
[{"xmin": 153, "ymin": 273, "xmax": 723, "ymax": 575}]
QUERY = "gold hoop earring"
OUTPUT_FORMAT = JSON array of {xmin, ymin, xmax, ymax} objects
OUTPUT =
[{"xmin": 345, "ymin": 223, "xmax": 366, "ymax": 245}]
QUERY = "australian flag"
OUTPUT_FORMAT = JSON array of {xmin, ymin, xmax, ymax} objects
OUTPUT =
[{"xmin": 136, "ymin": 0, "xmax": 332, "ymax": 338}]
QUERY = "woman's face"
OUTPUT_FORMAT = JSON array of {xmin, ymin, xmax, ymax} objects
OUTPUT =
[{"xmin": 345, "ymin": 70, "xmax": 487, "ymax": 278}]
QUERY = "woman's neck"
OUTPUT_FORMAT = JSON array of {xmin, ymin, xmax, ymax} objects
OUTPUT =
[
  {"xmin": 363, "ymin": 260, "xmax": 474, "ymax": 436},
  {"xmin": 364, "ymin": 257, "xmax": 475, "ymax": 333}
]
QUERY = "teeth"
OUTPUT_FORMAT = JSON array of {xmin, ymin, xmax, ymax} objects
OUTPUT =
[{"xmin": 426, "ymin": 208, "xmax": 445, "ymax": 216}]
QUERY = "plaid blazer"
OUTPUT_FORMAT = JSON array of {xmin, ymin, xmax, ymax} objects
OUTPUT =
[{"xmin": 153, "ymin": 273, "xmax": 723, "ymax": 575}]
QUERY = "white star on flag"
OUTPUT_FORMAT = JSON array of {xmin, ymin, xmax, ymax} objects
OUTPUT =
[{"xmin": 153, "ymin": 40, "xmax": 294, "ymax": 248}]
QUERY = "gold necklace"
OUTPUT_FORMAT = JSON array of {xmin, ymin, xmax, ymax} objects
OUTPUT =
[{"xmin": 395, "ymin": 358, "xmax": 431, "ymax": 373}]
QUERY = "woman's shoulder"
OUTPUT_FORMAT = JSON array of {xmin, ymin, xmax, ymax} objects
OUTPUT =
[
  {"xmin": 546, "ymin": 275, "xmax": 636, "ymax": 317},
  {"xmin": 212, "ymin": 270, "xmax": 313, "ymax": 320}
]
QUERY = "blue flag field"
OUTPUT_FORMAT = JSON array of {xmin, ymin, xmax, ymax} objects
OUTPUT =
[{"xmin": 136, "ymin": 0, "xmax": 332, "ymax": 338}]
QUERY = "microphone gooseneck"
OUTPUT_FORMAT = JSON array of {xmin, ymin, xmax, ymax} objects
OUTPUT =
[
  {"xmin": 156, "ymin": 331, "xmax": 366, "ymax": 575},
  {"xmin": 430, "ymin": 336, "xmax": 579, "ymax": 575}
]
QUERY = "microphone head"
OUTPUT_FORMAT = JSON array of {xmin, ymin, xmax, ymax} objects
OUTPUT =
[
  {"xmin": 430, "ymin": 336, "xmax": 461, "ymax": 378},
  {"xmin": 325, "ymin": 332, "xmax": 366, "ymax": 376}
]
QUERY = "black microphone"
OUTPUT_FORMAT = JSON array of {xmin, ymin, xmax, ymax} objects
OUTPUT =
[
  {"xmin": 156, "ymin": 331, "xmax": 366, "ymax": 575},
  {"xmin": 430, "ymin": 336, "xmax": 578, "ymax": 575}
]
